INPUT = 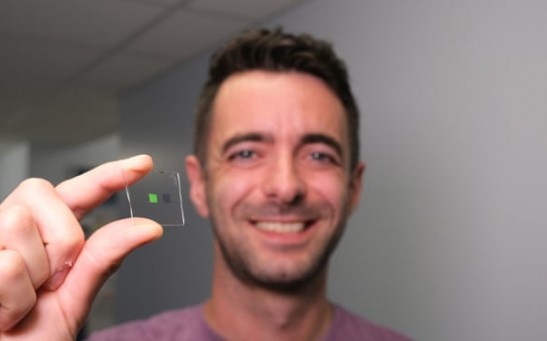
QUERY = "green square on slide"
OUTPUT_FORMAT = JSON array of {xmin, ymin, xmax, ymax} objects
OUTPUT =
[{"xmin": 148, "ymin": 193, "xmax": 159, "ymax": 204}]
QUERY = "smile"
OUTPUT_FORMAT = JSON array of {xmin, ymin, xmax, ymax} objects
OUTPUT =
[{"xmin": 254, "ymin": 221, "xmax": 307, "ymax": 233}]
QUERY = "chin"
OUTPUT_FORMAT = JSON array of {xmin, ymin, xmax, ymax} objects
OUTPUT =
[{"xmin": 233, "ymin": 256, "xmax": 329, "ymax": 294}]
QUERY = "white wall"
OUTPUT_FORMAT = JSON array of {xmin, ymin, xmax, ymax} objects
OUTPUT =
[
  {"xmin": 118, "ymin": 0, "xmax": 547, "ymax": 340},
  {"xmin": 1, "ymin": 134, "xmax": 120, "ymax": 198},
  {"xmin": 31, "ymin": 133, "xmax": 120, "ymax": 183},
  {"xmin": 0, "ymin": 141, "xmax": 30, "ymax": 198},
  {"xmin": 271, "ymin": 0, "xmax": 547, "ymax": 340},
  {"xmin": 116, "ymin": 56, "xmax": 214, "ymax": 323}
]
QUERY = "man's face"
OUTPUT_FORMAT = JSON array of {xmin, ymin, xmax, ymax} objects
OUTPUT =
[{"xmin": 187, "ymin": 70, "xmax": 364, "ymax": 290}]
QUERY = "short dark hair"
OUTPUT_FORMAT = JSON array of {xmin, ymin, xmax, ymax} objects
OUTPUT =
[{"xmin": 194, "ymin": 28, "xmax": 360, "ymax": 170}]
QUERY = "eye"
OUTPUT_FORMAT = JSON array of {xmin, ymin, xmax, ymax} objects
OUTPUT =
[
  {"xmin": 228, "ymin": 149, "xmax": 257, "ymax": 161},
  {"xmin": 309, "ymin": 151, "xmax": 339, "ymax": 165}
]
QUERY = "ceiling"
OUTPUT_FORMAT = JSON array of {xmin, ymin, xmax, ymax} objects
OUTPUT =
[{"xmin": 0, "ymin": 0, "xmax": 304, "ymax": 150}]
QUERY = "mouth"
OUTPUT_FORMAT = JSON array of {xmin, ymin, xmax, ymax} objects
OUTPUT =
[{"xmin": 252, "ymin": 220, "xmax": 314, "ymax": 234}]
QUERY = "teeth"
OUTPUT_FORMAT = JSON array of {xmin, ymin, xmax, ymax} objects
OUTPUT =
[{"xmin": 255, "ymin": 221, "xmax": 305, "ymax": 233}]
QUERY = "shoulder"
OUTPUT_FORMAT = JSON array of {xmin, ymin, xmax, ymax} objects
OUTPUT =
[
  {"xmin": 87, "ymin": 304, "xmax": 220, "ymax": 341},
  {"xmin": 325, "ymin": 304, "xmax": 412, "ymax": 341}
]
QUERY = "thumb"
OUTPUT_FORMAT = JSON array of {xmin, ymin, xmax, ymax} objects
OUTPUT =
[{"xmin": 57, "ymin": 218, "xmax": 163, "ymax": 328}]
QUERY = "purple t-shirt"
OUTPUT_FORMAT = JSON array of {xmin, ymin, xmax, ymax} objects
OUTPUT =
[{"xmin": 88, "ymin": 304, "xmax": 410, "ymax": 341}]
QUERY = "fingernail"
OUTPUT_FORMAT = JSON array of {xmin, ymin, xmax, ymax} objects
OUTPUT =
[{"xmin": 45, "ymin": 261, "xmax": 73, "ymax": 291}]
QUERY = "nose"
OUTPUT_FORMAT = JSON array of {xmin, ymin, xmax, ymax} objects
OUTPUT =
[{"xmin": 261, "ymin": 153, "xmax": 306, "ymax": 205}]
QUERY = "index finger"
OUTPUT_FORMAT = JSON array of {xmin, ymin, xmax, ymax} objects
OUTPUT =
[{"xmin": 55, "ymin": 155, "xmax": 154, "ymax": 221}]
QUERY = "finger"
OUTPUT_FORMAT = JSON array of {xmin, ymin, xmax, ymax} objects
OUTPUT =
[
  {"xmin": 57, "ymin": 218, "xmax": 162, "ymax": 329},
  {"xmin": 56, "ymin": 154, "xmax": 154, "ymax": 220},
  {"xmin": 0, "ymin": 155, "xmax": 153, "ymax": 291},
  {"xmin": 0, "ymin": 250, "xmax": 36, "ymax": 331},
  {"xmin": 0, "ymin": 206, "xmax": 50, "ymax": 288},
  {"xmin": 1, "ymin": 178, "xmax": 84, "ymax": 291},
  {"xmin": 47, "ymin": 155, "xmax": 153, "ymax": 290}
]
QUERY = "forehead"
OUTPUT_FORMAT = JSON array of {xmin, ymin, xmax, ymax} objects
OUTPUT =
[{"xmin": 209, "ymin": 71, "xmax": 348, "ymax": 145}]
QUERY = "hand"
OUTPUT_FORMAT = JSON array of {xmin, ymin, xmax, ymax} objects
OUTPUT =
[{"xmin": 0, "ymin": 155, "xmax": 163, "ymax": 340}]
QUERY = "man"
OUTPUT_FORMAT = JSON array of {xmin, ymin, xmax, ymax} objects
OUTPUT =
[{"xmin": 0, "ymin": 29, "xmax": 409, "ymax": 340}]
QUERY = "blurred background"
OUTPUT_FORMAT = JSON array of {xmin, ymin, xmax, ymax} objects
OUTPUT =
[{"xmin": 1, "ymin": 0, "xmax": 546, "ymax": 340}]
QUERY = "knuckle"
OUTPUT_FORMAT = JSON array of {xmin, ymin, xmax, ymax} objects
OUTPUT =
[
  {"xmin": 58, "ymin": 227, "xmax": 85, "ymax": 249},
  {"xmin": 46, "ymin": 229, "xmax": 85, "ymax": 266},
  {"xmin": 1, "ymin": 178, "xmax": 55, "ymax": 209},
  {"xmin": 0, "ymin": 250, "xmax": 26, "ymax": 281},
  {"xmin": 0, "ymin": 205, "xmax": 34, "ymax": 235},
  {"xmin": 18, "ymin": 178, "xmax": 54, "ymax": 193}
]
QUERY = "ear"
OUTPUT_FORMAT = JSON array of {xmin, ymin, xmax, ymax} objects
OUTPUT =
[
  {"xmin": 348, "ymin": 161, "xmax": 366, "ymax": 214},
  {"xmin": 185, "ymin": 155, "xmax": 210, "ymax": 218}
]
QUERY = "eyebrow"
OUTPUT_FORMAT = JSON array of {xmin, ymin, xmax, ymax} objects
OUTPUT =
[
  {"xmin": 221, "ymin": 132, "xmax": 272, "ymax": 154},
  {"xmin": 221, "ymin": 132, "xmax": 344, "ymax": 157},
  {"xmin": 300, "ymin": 133, "xmax": 344, "ymax": 157}
]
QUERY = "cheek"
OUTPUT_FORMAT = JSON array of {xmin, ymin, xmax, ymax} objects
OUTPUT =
[
  {"xmin": 209, "ymin": 169, "xmax": 259, "ymax": 215},
  {"xmin": 307, "ymin": 173, "xmax": 349, "ymax": 211}
]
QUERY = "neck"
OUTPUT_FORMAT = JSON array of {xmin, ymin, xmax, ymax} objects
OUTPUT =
[{"xmin": 205, "ymin": 247, "xmax": 333, "ymax": 341}]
